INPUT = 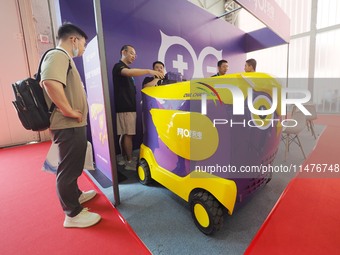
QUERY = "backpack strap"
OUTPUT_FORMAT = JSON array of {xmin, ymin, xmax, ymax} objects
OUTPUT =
[
  {"xmin": 35, "ymin": 48, "xmax": 72, "ymax": 81},
  {"xmin": 54, "ymin": 48, "xmax": 72, "ymax": 75},
  {"xmin": 36, "ymin": 48, "xmax": 72, "ymax": 113}
]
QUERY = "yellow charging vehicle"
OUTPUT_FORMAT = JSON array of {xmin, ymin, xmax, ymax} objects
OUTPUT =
[{"xmin": 138, "ymin": 73, "xmax": 282, "ymax": 235}]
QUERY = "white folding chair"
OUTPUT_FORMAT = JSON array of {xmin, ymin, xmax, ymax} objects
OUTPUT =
[
  {"xmin": 304, "ymin": 103, "xmax": 317, "ymax": 139},
  {"xmin": 281, "ymin": 111, "xmax": 307, "ymax": 160},
  {"xmin": 291, "ymin": 103, "xmax": 318, "ymax": 139}
]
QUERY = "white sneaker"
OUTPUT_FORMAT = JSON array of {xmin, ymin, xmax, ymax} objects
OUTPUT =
[
  {"xmin": 124, "ymin": 160, "xmax": 137, "ymax": 171},
  {"xmin": 79, "ymin": 190, "xmax": 96, "ymax": 204},
  {"xmin": 63, "ymin": 208, "xmax": 101, "ymax": 228},
  {"xmin": 117, "ymin": 155, "xmax": 126, "ymax": 166}
]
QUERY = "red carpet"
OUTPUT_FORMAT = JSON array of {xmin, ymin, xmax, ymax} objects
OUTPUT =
[
  {"xmin": 245, "ymin": 115, "xmax": 340, "ymax": 255},
  {"xmin": 0, "ymin": 142, "xmax": 151, "ymax": 255}
]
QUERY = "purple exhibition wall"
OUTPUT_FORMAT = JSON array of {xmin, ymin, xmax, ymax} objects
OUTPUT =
[
  {"xmin": 58, "ymin": 0, "xmax": 97, "ymax": 80},
  {"xmin": 101, "ymin": 0, "xmax": 246, "ymax": 80},
  {"xmin": 100, "ymin": 0, "xmax": 246, "ymax": 146}
]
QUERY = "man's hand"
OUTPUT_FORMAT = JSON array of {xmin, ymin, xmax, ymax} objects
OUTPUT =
[
  {"xmin": 149, "ymin": 70, "xmax": 164, "ymax": 79},
  {"xmin": 56, "ymin": 108, "xmax": 83, "ymax": 122},
  {"xmin": 43, "ymin": 80, "xmax": 83, "ymax": 122},
  {"xmin": 70, "ymin": 109, "xmax": 83, "ymax": 123}
]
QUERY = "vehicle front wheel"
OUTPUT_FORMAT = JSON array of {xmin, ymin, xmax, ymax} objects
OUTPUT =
[
  {"xmin": 137, "ymin": 159, "xmax": 152, "ymax": 185},
  {"xmin": 190, "ymin": 191, "xmax": 224, "ymax": 235}
]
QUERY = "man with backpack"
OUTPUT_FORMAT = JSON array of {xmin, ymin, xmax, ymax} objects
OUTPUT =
[{"xmin": 40, "ymin": 23, "xmax": 101, "ymax": 228}]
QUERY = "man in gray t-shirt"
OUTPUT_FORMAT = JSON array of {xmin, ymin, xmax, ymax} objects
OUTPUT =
[{"xmin": 41, "ymin": 23, "xmax": 100, "ymax": 228}]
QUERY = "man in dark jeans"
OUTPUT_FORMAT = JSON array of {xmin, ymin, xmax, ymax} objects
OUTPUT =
[{"xmin": 41, "ymin": 23, "xmax": 100, "ymax": 228}]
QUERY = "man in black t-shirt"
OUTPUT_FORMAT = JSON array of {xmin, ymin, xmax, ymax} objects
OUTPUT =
[
  {"xmin": 112, "ymin": 45, "xmax": 164, "ymax": 170},
  {"xmin": 142, "ymin": 61, "xmax": 165, "ymax": 88},
  {"xmin": 211, "ymin": 59, "xmax": 229, "ymax": 77}
]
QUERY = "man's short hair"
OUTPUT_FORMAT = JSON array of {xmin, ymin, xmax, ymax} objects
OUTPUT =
[
  {"xmin": 217, "ymin": 60, "xmax": 228, "ymax": 67},
  {"xmin": 120, "ymin": 45, "xmax": 134, "ymax": 56},
  {"xmin": 152, "ymin": 61, "xmax": 164, "ymax": 69},
  {"xmin": 57, "ymin": 23, "xmax": 88, "ymax": 40},
  {"xmin": 246, "ymin": 58, "xmax": 257, "ymax": 71}
]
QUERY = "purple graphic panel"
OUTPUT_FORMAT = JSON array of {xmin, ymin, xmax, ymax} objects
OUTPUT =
[
  {"xmin": 83, "ymin": 36, "xmax": 113, "ymax": 181},
  {"xmin": 101, "ymin": 0, "xmax": 246, "ymax": 83},
  {"xmin": 101, "ymin": 0, "xmax": 247, "ymax": 146}
]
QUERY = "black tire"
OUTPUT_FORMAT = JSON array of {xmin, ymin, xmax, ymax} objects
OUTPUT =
[
  {"xmin": 137, "ymin": 159, "xmax": 152, "ymax": 185},
  {"xmin": 190, "ymin": 191, "xmax": 224, "ymax": 235}
]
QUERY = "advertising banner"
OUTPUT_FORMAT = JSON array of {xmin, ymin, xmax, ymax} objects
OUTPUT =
[{"xmin": 83, "ymin": 36, "xmax": 113, "ymax": 181}]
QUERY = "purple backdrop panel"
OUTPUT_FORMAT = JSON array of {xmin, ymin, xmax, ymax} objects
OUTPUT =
[
  {"xmin": 235, "ymin": 0, "xmax": 290, "ymax": 42},
  {"xmin": 83, "ymin": 36, "xmax": 113, "ymax": 181},
  {"xmin": 58, "ymin": 0, "xmax": 97, "ymax": 81},
  {"xmin": 102, "ymin": 0, "xmax": 246, "ymax": 83},
  {"xmin": 101, "ymin": 0, "xmax": 247, "ymax": 146}
]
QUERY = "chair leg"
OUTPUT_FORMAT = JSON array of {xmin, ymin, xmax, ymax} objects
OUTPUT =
[
  {"xmin": 296, "ymin": 135, "xmax": 306, "ymax": 159},
  {"xmin": 285, "ymin": 134, "xmax": 289, "ymax": 161},
  {"xmin": 306, "ymin": 120, "xmax": 310, "ymax": 131},
  {"xmin": 308, "ymin": 120, "xmax": 317, "ymax": 139},
  {"xmin": 291, "ymin": 105, "xmax": 297, "ymax": 116}
]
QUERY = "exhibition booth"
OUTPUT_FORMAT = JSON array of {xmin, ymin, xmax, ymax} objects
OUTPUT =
[
  {"xmin": 56, "ymin": 0, "xmax": 290, "ymax": 205},
  {"xmin": 3, "ymin": 1, "xmax": 340, "ymax": 254}
]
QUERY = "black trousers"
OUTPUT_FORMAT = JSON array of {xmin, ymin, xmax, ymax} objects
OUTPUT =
[{"xmin": 52, "ymin": 126, "xmax": 87, "ymax": 217}]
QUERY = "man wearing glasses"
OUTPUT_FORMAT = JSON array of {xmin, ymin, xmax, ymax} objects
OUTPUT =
[
  {"xmin": 41, "ymin": 23, "xmax": 100, "ymax": 228},
  {"xmin": 112, "ymin": 45, "xmax": 164, "ymax": 170}
]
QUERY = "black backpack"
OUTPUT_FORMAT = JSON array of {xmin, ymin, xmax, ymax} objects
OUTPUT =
[{"xmin": 12, "ymin": 48, "xmax": 70, "ymax": 131}]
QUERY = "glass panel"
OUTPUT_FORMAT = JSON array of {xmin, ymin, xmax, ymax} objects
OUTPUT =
[
  {"xmin": 314, "ymin": 29, "xmax": 340, "ymax": 113},
  {"xmin": 317, "ymin": 0, "xmax": 340, "ymax": 29},
  {"xmin": 276, "ymin": 0, "xmax": 312, "ymax": 35},
  {"xmin": 288, "ymin": 36, "xmax": 310, "ymax": 78},
  {"xmin": 315, "ymin": 29, "xmax": 340, "ymax": 78}
]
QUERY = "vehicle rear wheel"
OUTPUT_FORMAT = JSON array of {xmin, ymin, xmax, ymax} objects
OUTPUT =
[
  {"xmin": 190, "ymin": 190, "xmax": 224, "ymax": 235},
  {"xmin": 137, "ymin": 159, "xmax": 152, "ymax": 185}
]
